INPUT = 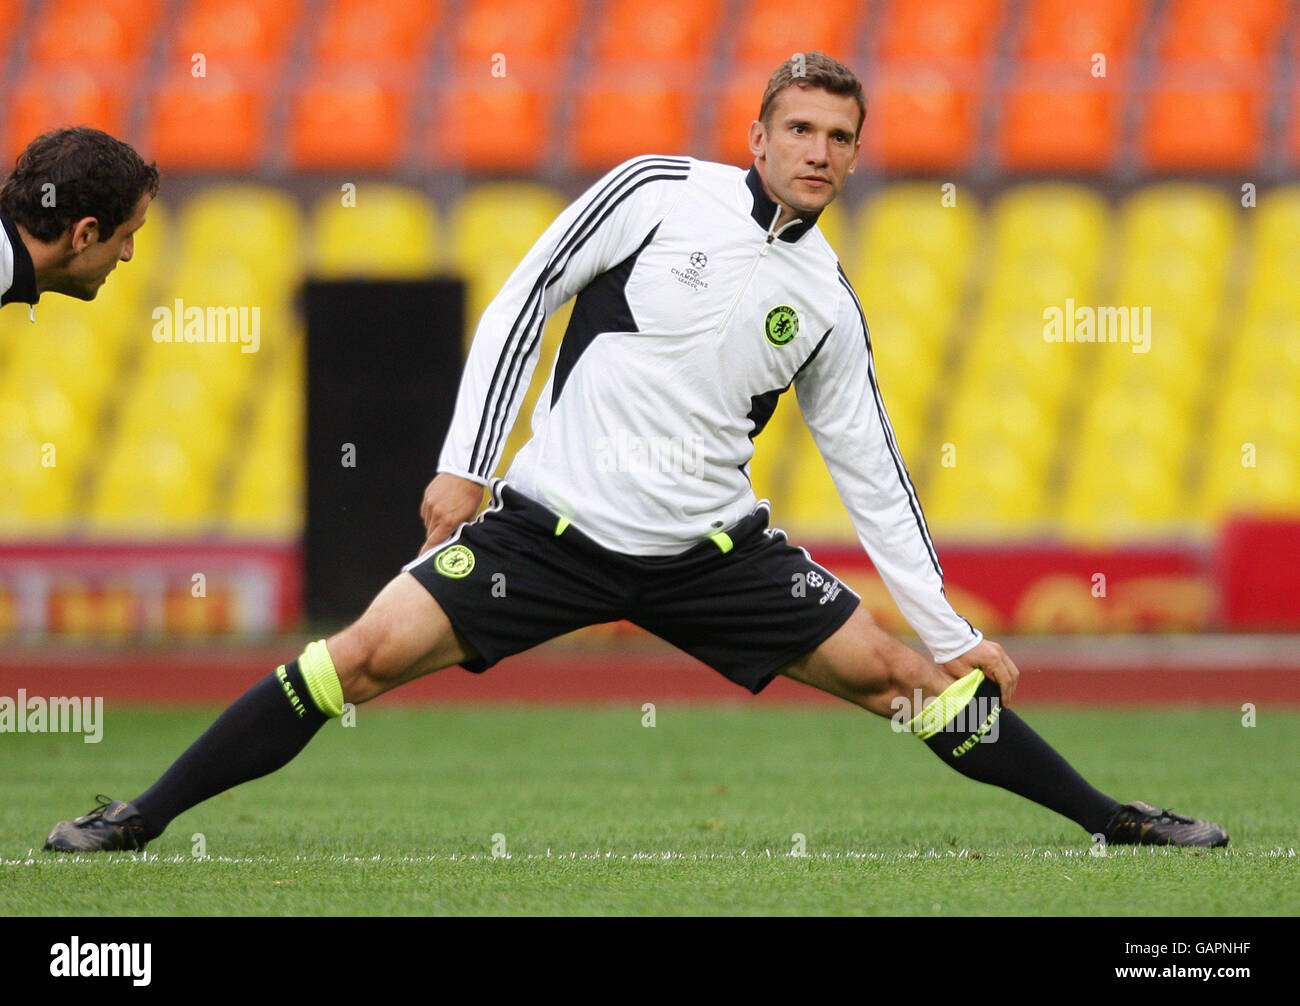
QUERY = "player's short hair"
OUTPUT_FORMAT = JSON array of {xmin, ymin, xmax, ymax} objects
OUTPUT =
[
  {"xmin": 0, "ymin": 126, "xmax": 159, "ymax": 243},
  {"xmin": 759, "ymin": 52, "xmax": 866, "ymax": 141}
]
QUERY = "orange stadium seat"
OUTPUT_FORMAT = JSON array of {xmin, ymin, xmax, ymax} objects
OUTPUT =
[
  {"xmin": 572, "ymin": 68, "xmax": 692, "ymax": 171},
  {"xmin": 455, "ymin": 0, "xmax": 580, "ymax": 66},
  {"xmin": 29, "ymin": 0, "xmax": 159, "ymax": 68},
  {"xmin": 710, "ymin": 66, "xmax": 774, "ymax": 167},
  {"xmin": 312, "ymin": 0, "xmax": 440, "ymax": 66},
  {"xmin": 1140, "ymin": 65, "xmax": 1266, "ymax": 171},
  {"xmin": 289, "ymin": 67, "xmax": 411, "ymax": 171},
  {"xmin": 732, "ymin": 0, "xmax": 862, "ymax": 67},
  {"xmin": 999, "ymin": 66, "xmax": 1122, "ymax": 171},
  {"xmin": 865, "ymin": 61, "xmax": 982, "ymax": 172},
  {"xmin": 0, "ymin": 0, "xmax": 18, "ymax": 42},
  {"xmin": 1018, "ymin": 0, "xmax": 1146, "ymax": 61},
  {"xmin": 876, "ymin": 0, "xmax": 1004, "ymax": 61},
  {"xmin": 170, "ymin": 0, "xmax": 301, "ymax": 78},
  {"xmin": 432, "ymin": 66, "xmax": 556, "ymax": 172},
  {"xmin": 594, "ymin": 0, "xmax": 723, "ymax": 64},
  {"xmin": 1158, "ymin": 0, "xmax": 1286, "ymax": 65},
  {"xmin": 3, "ymin": 65, "xmax": 132, "ymax": 165},
  {"xmin": 145, "ymin": 69, "xmax": 269, "ymax": 172}
]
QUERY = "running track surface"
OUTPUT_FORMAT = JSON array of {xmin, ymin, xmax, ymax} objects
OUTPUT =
[{"xmin": 2, "ymin": 637, "xmax": 1297, "ymax": 706}]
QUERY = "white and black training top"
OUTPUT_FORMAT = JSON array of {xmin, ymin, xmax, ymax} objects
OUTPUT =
[
  {"xmin": 0, "ymin": 211, "xmax": 39, "ymax": 313},
  {"xmin": 437, "ymin": 155, "xmax": 981, "ymax": 663}
]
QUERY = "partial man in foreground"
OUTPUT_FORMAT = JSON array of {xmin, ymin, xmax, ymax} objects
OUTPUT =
[
  {"xmin": 1, "ymin": 126, "xmax": 157, "ymax": 313},
  {"xmin": 44, "ymin": 53, "xmax": 1227, "ymax": 854}
]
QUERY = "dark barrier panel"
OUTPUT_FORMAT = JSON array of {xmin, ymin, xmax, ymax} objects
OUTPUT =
[{"xmin": 304, "ymin": 279, "xmax": 464, "ymax": 621}]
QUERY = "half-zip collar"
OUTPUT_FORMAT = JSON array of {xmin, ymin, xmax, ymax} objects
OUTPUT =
[{"xmin": 744, "ymin": 164, "xmax": 821, "ymax": 243}]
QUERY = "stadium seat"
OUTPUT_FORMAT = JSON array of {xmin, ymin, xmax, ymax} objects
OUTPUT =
[
  {"xmin": 4, "ymin": 312, "xmax": 116, "ymax": 414},
  {"xmin": 732, "ymin": 0, "xmax": 862, "ymax": 66},
  {"xmin": 1018, "ymin": 0, "xmax": 1146, "ymax": 61},
  {"xmin": 572, "ymin": 67, "xmax": 692, "ymax": 171},
  {"xmin": 454, "ymin": 0, "xmax": 580, "ymax": 67},
  {"xmin": 30, "ymin": 0, "xmax": 158, "ymax": 68},
  {"xmin": 1140, "ymin": 64, "xmax": 1266, "ymax": 172},
  {"xmin": 309, "ymin": 186, "xmax": 440, "ymax": 278},
  {"xmin": 450, "ymin": 182, "xmax": 566, "ymax": 325},
  {"xmin": 312, "ymin": 0, "xmax": 440, "ymax": 67},
  {"xmin": 1157, "ymin": 0, "xmax": 1286, "ymax": 65},
  {"xmin": 146, "ymin": 69, "xmax": 269, "ymax": 172},
  {"xmin": 710, "ymin": 66, "xmax": 777, "ymax": 167},
  {"xmin": 4, "ymin": 65, "xmax": 132, "ymax": 165},
  {"xmin": 170, "ymin": 0, "xmax": 301, "ymax": 77},
  {"xmin": 876, "ymin": 0, "xmax": 1004, "ymax": 61},
  {"xmin": 999, "ymin": 66, "xmax": 1122, "ymax": 172},
  {"xmin": 177, "ymin": 186, "xmax": 304, "ymax": 295},
  {"xmin": 991, "ymin": 184, "xmax": 1110, "ymax": 279},
  {"xmin": 593, "ymin": 0, "xmax": 722, "ymax": 64},
  {"xmin": 227, "ymin": 346, "xmax": 304, "ymax": 537},
  {"xmin": 431, "ymin": 65, "xmax": 558, "ymax": 172},
  {"xmin": 0, "ymin": 392, "xmax": 79, "ymax": 534},
  {"xmin": 864, "ymin": 61, "xmax": 983, "ymax": 172},
  {"xmin": 289, "ymin": 66, "xmax": 412, "ymax": 171},
  {"xmin": 858, "ymin": 183, "xmax": 979, "ymax": 282},
  {"xmin": 1198, "ymin": 386, "xmax": 1300, "ymax": 522}
]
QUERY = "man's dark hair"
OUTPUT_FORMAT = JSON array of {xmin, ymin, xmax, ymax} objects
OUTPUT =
[
  {"xmin": 759, "ymin": 51, "xmax": 867, "ymax": 141},
  {"xmin": 0, "ymin": 126, "xmax": 159, "ymax": 243}
]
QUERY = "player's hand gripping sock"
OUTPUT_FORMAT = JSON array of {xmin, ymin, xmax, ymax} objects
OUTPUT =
[
  {"xmin": 905, "ymin": 669, "xmax": 1120, "ymax": 837},
  {"xmin": 128, "ymin": 641, "xmax": 345, "ymax": 842}
]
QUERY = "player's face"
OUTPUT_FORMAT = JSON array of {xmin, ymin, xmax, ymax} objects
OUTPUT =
[
  {"xmin": 60, "ymin": 192, "xmax": 151, "ymax": 300},
  {"xmin": 749, "ymin": 85, "xmax": 861, "ymax": 221}
]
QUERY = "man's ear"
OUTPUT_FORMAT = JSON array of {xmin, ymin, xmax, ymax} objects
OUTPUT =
[
  {"xmin": 848, "ymin": 138, "xmax": 861, "ymax": 174},
  {"xmin": 68, "ymin": 216, "xmax": 100, "ymax": 253},
  {"xmin": 747, "ymin": 119, "xmax": 766, "ymax": 159}
]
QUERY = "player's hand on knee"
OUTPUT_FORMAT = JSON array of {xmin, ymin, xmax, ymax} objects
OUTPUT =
[
  {"xmin": 943, "ymin": 639, "xmax": 1020, "ymax": 704},
  {"xmin": 418, "ymin": 473, "xmax": 486, "ymax": 555}
]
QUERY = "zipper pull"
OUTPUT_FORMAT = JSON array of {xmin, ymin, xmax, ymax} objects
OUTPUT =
[{"xmin": 761, "ymin": 233, "xmax": 774, "ymax": 257}]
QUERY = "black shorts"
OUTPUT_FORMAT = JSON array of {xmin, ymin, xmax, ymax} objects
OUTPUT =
[{"xmin": 404, "ymin": 483, "xmax": 860, "ymax": 694}]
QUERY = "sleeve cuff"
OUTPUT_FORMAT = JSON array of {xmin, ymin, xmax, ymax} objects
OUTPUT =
[
  {"xmin": 928, "ymin": 629, "xmax": 984, "ymax": 665},
  {"xmin": 435, "ymin": 466, "xmax": 491, "ymax": 488}
]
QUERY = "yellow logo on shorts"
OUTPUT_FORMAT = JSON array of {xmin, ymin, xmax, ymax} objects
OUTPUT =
[{"xmin": 435, "ymin": 544, "xmax": 475, "ymax": 578}]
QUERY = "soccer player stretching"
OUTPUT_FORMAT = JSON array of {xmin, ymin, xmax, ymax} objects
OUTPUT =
[{"xmin": 45, "ymin": 54, "xmax": 1227, "ymax": 853}]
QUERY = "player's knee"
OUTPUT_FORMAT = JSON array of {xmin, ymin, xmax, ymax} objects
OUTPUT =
[
  {"xmin": 877, "ymin": 637, "xmax": 936, "ymax": 701},
  {"xmin": 328, "ymin": 620, "xmax": 405, "ymax": 704}
]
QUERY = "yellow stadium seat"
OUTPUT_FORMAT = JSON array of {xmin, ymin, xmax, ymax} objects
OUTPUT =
[
  {"xmin": 813, "ymin": 200, "xmax": 849, "ymax": 271},
  {"xmin": 854, "ymin": 252, "xmax": 960, "ymax": 351},
  {"xmin": 177, "ymin": 185, "xmax": 304, "ymax": 294},
  {"xmin": 0, "ymin": 392, "xmax": 81, "ymax": 533},
  {"xmin": 450, "ymin": 182, "xmax": 565, "ymax": 329},
  {"xmin": 747, "ymin": 390, "xmax": 803, "ymax": 502},
  {"xmin": 1121, "ymin": 184, "xmax": 1236, "ymax": 278},
  {"xmin": 990, "ymin": 183, "xmax": 1110, "ymax": 278},
  {"xmin": 1198, "ymin": 425, "xmax": 1300, "ymax": 522},
  {"xmin": 227, "ymin": 345, "xmax": 304, "ymax": 536},
  {"xmin": 310, "ymin": 185, "xmax": 439, "ymax": 278},
  {"xmin": 89, "ymin": 428, "xmax": 220, "ymax": 535},
  {"xmin": 451, "ymin": 182, "xmax": 565, "ymax": 270},
  {"xmin": 924, "ymin": 436, "xmax": 1050, "ymax": 534},
  {"xmin": 780, "ymin": 427, "xmax": 857, "ymax": 541},
  {"xmin": 857, "ymin": 183, "xmax": 979, "ymax": 289},
  {"xmin": 4, "ymin": 313, "xmax": 117, "ymax": 411}
]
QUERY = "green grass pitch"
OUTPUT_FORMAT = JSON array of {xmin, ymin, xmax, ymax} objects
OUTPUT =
[{"xmin": 3, "ymin": 704, "xmax": 1297, "ymax": 915}]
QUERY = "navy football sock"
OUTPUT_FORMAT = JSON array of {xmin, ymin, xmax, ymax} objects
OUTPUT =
[
  {"xmin": 131, "ymin": 658, "xmax": 332, "ymax": 840},
  {"xmin": 909, "ymin": 672, "xmax": 1121, "ymax": 836}
]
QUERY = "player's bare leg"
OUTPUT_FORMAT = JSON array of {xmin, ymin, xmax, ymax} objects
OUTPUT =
[
  {"xmin": 779, "ymin": 607, "xmax": 1229, "ymax": 847},
  {"xmin": 779, "ymin": 606, "xmax": 962, "ymax": 715},
  {"xmin": 43, "ymin": 572, "xmax": 473, "ymax": 852},
  {"xmin": 328, "ymin": 572, "xmax": 477, "ymax": 704}
]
